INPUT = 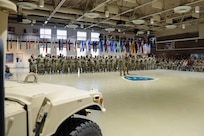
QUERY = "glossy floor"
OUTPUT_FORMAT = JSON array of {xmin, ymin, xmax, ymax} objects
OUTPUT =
[{"xmin": 9, "ymin": 69, "xmax": 204, "ymax": 136}]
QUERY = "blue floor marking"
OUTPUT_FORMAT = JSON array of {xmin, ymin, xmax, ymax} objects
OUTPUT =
[{"xmin": 124, "ymin": 76, "xmax": 154, "ymax": 81}]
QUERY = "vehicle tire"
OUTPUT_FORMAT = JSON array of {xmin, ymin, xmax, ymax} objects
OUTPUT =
[{"xmin": 69, "ymin": 119, "xmax": 102, "ymax": 136}]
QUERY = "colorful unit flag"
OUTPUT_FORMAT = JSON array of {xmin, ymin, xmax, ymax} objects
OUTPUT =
[
  {"xmin": 46, "ymin": 39, "xmax": 48, "ymax": 53},
  {"xmin": 81, "ymin": 40, "xmax": 84, "ymax": 52},
  {"xmin": 68, "ymin": 40, "xmax": 71, "ymax": 51},
  {"xmin": 99, "ymin": 41, "xmax": 103, "ymax": 52},
  {"xmin": 58, "ymin": 39, "xmax": 61, "ymax": 50}
]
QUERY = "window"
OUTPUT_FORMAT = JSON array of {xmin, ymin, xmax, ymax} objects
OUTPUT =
[
  {"xmin": 56, "ymin": 48, "xmax": 67, "ymax": 57},
  {"xmin": 77, "ymin": 31, "xmax": 87, "ymax": 41},
  {"xmin": 91, "ymin": 32, "xmax": 100, "ymax": 41},
  {"xmin": 40, "ymin": 47, "xmax": 51, "ymax": 57},
  {"xmin": 40, "ymin": 28, "xmax": 51, "ymax": 39},
  {"xmin": 57, "ymin": 29, "xmax": 67, "ymax": 40}
]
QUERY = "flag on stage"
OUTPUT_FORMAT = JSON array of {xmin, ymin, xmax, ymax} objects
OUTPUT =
[
  {"xmin": 68, "ymin": 40, "xmax": 71, "ymax": 51},
  {"xmin": 58, "ymin": 39, "xmax": 61, "ymax": 50},
  {"xmin": 81, "ymin": 40, "xmax": 84, "ymax": 52},
  {"xmin": 66, "ymin": 39, "xmax": 68, "ymax": 51},
  {"xmin": 110, "ymin": 42, "xmax": 114, "ymax": 53},
  {"xmin": 61, "ymin": 39, "xmax": 63, "ymax": 50},
  {"xmin": 29, "ymin": 40, "xmax": 31, "ymax": 50},
  {"xmin": 45, "ymin": 39, "xmax": 48, "ymax": 53},
  {"xmin": 26, "ymin": 40, "xmax": 28, "ymax": 50},
  {"xmin": 20, "ymin": 38, "xmax": 22, "ymax": 50},
  {"xmin": 126, "ymin": 42, "xmax": 130, "ymax": 53},
  {"xmin": 74, "ymin": 41, "xmax": 77, "ymax": 52},
  {"xmin": 88, "ymin": 41, "xmax": 91, "ymax": 52},
  {"xmin": 99, "ymin": 41, "xmax": 103, "ymax": 52},
  {"xmin": 7, "ymin": 40, "xmax": 9, "ymax": 51},
  {"xmin": 16, "ymin": 36, "xmax": 18, "ymax": 51},
  {"xmin": 10, "ymin": 40, "xmax": 12, "ymax": 49}
]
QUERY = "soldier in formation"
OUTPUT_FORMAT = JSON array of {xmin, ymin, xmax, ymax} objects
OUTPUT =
[{"xmin": 28, "ymin": 54, "xmax": 204, "ymax": 75}]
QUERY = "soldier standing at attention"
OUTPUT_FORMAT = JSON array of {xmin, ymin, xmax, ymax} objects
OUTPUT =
[
  {"xmin": 51, "ymin": 55, "xmax": 56, "ymax": 74},
  {"xmin": 62, "ymin": 56, "xmax": 68, "ymax": 74},
  {"xmin": 47, "ymin": 55, "xmax": 52, "ymax": 74},
  {"xmin": 37, "ymin": 54, "xmax": 45, "ymax": 74},
  {"xmin": 119, "ymin": 55, "xmax": 126, "ymax": 76},
  {"xmin": 44, "ymin": 54, "xmax": 49, "ymax": 74},
  {"xmin": 94, "ymin": 56, "xmax": 99, "ymax": 72},
  {"xmin": 77, "ymin": 56, "xmax": 82, "ymax": 73},
  {"xmin": 125, "ymin": 53, "xmax": 130, "ymax": 75},
  {"xmin": 101, "ymin": 55, "xmax": 106, "ymax": 72},
  {"xmin": 28, "ymin": 54, "xmax": 36, "ymax": 73},
  {"xmin": 81, "ymin": 56, "xmax": 85, "ymax": 73},
  {"xmin": 70, "ymin": 56, "xmax": 75, "ymax": 73}
]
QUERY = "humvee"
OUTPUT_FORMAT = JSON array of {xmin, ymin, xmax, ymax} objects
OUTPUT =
[
  {"xmin": 5, "ymin": 73, "xmax": 105, "ymax": 136},
  {"xmin": 0, "ymin": 38, "xmax": 105, "ymax": 136}
]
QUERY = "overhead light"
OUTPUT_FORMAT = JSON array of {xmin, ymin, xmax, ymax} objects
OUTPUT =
[
  {"xmin": 147, "ymin": 31, "xmax": 150, "ymax": 35},
  {"xmin": 17, "ymin": 2, "xmax": 38, "ymax": 10},
  {"xmin": 66, "ymin": 24, "xmax": 78, "ymax": 29},
  {"xmin": 80, "ymin": 24, "xmax": 84, "ymax": 28},
  {"xmin": 39, "ymin": 0, "xmax": 44, "ymax": 8},
  {"xmin": 22, "ymin": 19, "xmax": 32, "ymax": 24},
  {"xmin": 195, "ymin": 6, "xmax": 200, "ymax": 13},
  {"xmin": 137, "ymin": 31, "xmax": 144, "ymax": 35},
  {"xmin": 174, "ymin": 6, "xmax": 192, "ymax": 14},
  {"xmin": 44, "ymin": 20, "xmax": 48, "ymax": 24},
  {"xmin": 150, "ymin": 18, "xmax": 154, "ymax": 24},
  {"xmin": 165, "ymin": 24, "xmax": 177, "ymax": 29},
  {"xmin": 105, "ymin": 10, "xmax": 109, "ymax": 18},
  {"xmin": 32, "ymin": 20, "xmax": 36, "ymax": 24},
  {"xmin": 132, "ymin": 19, "xmax": 145, "ymax": 25},
  {"xmin": 182, "ymin": 24, "xmax": 185, "ymax": 29},
  {"xmin": 84, "ymin": 13, "xmax": 100, "ymax": 18},
  {"xmin": 118, "ymin": 29, "xmax": 121, "ymax": 32},
  {"xmin": 105, "ymin": 28, "xmax": 115, "ymax": 32}
]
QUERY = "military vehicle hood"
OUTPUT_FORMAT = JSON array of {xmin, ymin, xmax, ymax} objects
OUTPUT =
[{"xmin": 5, "ymin": 80, "xmax": 101, "ymax": 105}]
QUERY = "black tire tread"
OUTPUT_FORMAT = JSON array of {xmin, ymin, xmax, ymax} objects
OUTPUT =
[{"xmin": 69, "ymin": 119, "xmax": 102, "ymax": 136}]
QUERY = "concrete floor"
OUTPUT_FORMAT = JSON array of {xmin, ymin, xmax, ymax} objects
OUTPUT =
[{"xmin": 9, "ymin": 69, "xmax": 204, "ymax": 136}]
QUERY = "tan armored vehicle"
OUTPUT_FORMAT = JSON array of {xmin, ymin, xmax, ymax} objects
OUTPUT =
[{"xmin": 5, "ymin": 73, "xmax": 105, "ymax": 136}]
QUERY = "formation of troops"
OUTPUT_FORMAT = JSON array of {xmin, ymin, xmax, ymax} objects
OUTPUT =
[{"xmin": 28, "ymin": 54, "xmax": 204, "ymax": 76}]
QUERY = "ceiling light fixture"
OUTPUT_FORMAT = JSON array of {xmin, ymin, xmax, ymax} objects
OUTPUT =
[
  {"xmin": 165, "ymin": 24, "xmax": 177, "ymax": 29},
  {"xmin": 105, "ymin": 10, "xmax": 109, "ymax": 18},
  {"xmin": 174, "ymin": 6, "xmax": 192, "ymax": 14},
  {"xmin": 195, "ymin": 6, "xmax": 200, "ymax": 13},
  {"xmin": 66, "ymin": 24, "xmax": 78, "ymax": 29},
  {"xmin": 80, "ymin": 24, "xmax": 84, "ymax": 28},
  {"xmin": 17, "ymin": 2, "xmax": 38, "ymax": 10},
  {"xmin": 182, "ymin": 24, "xmax": 185, "ymax": 29},
  {"xmin": 132, "ymin": 19, "xmax": 145, "ymax": 25},
  {"xmin": 150, "ymin": 18, "xmax": 154, "ymax": 24},
  {"xmin": 39, "ymin": 0, "xmax": 44, "ymax": 8},
  {"xmin": 147, "ymin": 31, "xmax": 150, "ymax": 35},
  {"xmin": 105, "ymin": 28, "xmax": 115, "ymax": 32},
  {"xmin": 84, "ymin": 13, "xmax": 100, "ymax": 18}
]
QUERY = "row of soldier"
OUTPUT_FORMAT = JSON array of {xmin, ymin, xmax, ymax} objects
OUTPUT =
[
  {"xmin": 28, "ymin": 54, "xmax": 204, "ymax": 75},
  {"xmin": 28, "ymin": 54, "xmax": 157, "ymax": 76}
]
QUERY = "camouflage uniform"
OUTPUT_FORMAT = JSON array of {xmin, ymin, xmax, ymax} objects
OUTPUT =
[
  {"xmin": 62, "ymin": 57, "xmax": 68, "ymax": 73},
  {"xmin": 124, "ymin": 53, "xmax": 130, "ymax": 74},
  {"xmin": 51, "ymin": 56, "xmax": 56, "ymax": 73},
  {"xmin": 28, "ymin": 55, "xmax": 36, "ymax": 73},
  {"xmin": 36, "ymin": 55, "xmax": 45, "ymax": 74},
  {"xmin": 119, "ymin": 55, "xmax": 126, "ymax": 76}
]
